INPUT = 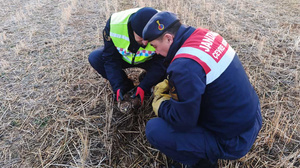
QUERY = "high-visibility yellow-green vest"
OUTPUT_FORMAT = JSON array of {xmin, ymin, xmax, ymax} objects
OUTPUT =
[{"xmin": 110, "ymin": 8, "xmax": 156, "ymax": 65}]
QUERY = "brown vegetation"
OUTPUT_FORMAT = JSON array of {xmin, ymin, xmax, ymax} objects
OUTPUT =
[{"xmin": 0, "ymin": 0, "xmax": 299, "ymax": 167}]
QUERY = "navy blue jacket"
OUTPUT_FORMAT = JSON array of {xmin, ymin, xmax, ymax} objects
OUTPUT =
[
  {"xmin": 159, "ymin": 25, "xmax": 260, "ymax": 139},
  {"xmin": 102, "ymin": 16, "xmax": 166, "ymax": 93}
]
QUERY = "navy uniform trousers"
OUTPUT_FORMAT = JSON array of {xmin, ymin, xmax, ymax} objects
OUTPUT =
[{"xmin": 145, "ymin": 105, "xmax": 262, "ymax": 165}]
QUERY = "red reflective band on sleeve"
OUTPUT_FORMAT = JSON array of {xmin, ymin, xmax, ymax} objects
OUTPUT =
[{"xmin": 173, "ymin": 54, "xmax": 211, "ymax": 74}]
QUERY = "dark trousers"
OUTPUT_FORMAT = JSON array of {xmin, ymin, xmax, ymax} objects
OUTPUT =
[{"xmin": 145, "ymin": 106, "xmax": 262, "ymax": 166}]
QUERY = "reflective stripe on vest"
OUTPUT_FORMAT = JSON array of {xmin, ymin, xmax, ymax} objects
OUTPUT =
[
  {"xmin": 172, "ymin": 28, "xmax": 236, "ymax": 84},
  {"xmin": 110, "ymin": 32, "xmax": 130, "ymax": 42},
  {"xmin": 110, "ymin": 8, "xmax": 156, "ymax": 65}
]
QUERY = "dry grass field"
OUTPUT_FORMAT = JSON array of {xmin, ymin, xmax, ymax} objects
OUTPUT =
[{"xmin": 1, "ymin": 0, "xmax": 299, "ymax": 167}]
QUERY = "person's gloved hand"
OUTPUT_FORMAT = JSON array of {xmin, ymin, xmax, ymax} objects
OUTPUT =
[
  {"xmin": 152, "ymin": 93, "xmax": 171, "ymax": 116},
  {"xmin": 116, "ymin": 89, "xmax": 124, "ymax": 102},
  {"xmin": 132, "ymin": 86, "xmax": 145, "ymax": 105},
  {"xmin": 152, "ymin": 79, "xmax": 171, "ymax": 116},
  {"xmin": 154, "ymin": 79, "xmax": 169, "ymax": 97}
]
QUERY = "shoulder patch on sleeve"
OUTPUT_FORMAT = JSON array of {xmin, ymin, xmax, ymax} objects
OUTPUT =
[{"xmin": 103, "ymin": 29, "xmax": 111, "ymax": 41}]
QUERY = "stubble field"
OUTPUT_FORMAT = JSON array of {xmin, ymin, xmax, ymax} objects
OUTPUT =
[{"xmin": 0, "ymin": 0, "xmax": 299, "ymax": 167}]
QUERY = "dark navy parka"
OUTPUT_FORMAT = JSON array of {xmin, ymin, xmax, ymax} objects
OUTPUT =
[
  {"xmin": 159, "ymin": 25, "xmax": 260, "ymax": 139},
  {"xmin": 102, "ymin": 16, "xmax": 166, "ymax": 93}
]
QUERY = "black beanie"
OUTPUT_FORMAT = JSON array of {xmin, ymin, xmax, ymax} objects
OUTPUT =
[{"xmin": 130, "ymin": 7, "xmax": 158, "ymax": 37}]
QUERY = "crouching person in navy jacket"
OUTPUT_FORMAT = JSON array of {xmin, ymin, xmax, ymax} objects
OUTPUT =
[
  {"xmin": 88, "ymin": 7, "xmax": 166, "ymax": 105},
  {"xmin": 142, "ymin": 11, "xmax": 262, "ymax": 167}
]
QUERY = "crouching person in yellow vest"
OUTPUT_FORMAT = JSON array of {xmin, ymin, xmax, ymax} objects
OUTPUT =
[{"xmin": 88, "ymin": 7, "xmax": 166, "ymax": 104}]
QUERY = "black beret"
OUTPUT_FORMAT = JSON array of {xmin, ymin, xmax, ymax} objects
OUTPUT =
[
  {"xmin": 130, "ymin": 7, "xmax": 158, "ymax": 37},
  {"xmin": 142, "ymin": 11, "xmax": 179, "ymax": 42}
]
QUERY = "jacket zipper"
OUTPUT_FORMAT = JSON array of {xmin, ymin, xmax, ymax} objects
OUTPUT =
[{"xmin": 131, "ymin": 53, "xmax": 136, "ymax": 65}]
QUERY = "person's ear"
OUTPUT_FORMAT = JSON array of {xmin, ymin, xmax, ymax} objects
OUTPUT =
[
  {"xmin": 142, "ymin": 40, "xmax": 148, "ymax": 46},
  {"xmin": 164, "ymin": 33, "xmax": 174, "ymax": 44}
]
